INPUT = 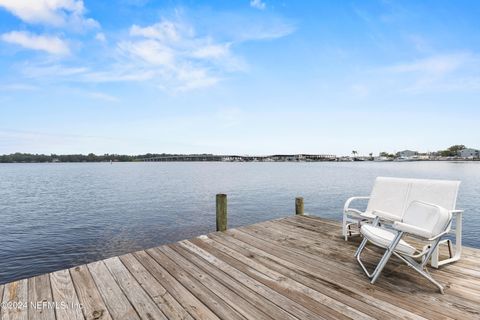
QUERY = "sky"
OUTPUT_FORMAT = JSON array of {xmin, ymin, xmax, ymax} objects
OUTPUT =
[{"xmin": 0, "ymin": 0, "xmax": 479, "ymax": 156}]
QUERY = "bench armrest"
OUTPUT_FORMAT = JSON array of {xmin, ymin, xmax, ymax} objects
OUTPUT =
[
  {"xmin": 393, "ymin": 221, "xmax": 432, "ymax": 239},
  {"xmin": 344, "ymin": 196, "xmax": 370, "ymax": 214},
  {"xmin": 372, "ymin": 210, "xmax": 402, "ymax": 222}
]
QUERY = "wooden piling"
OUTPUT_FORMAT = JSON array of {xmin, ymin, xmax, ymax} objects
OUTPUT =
[
  {"xmin": 216, "ymin": 194, "xmax": 227, "ymax": 231},
  {"xmin": 295, "ymin": 197, "xmax": 304, "ymax": 215}
]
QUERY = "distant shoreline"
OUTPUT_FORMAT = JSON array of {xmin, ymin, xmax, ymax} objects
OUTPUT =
[
  {"xmin": 1, "ymin": 159, "xmax": 479, "ymax": 164},
  {"xmin": 1, "ymin": 151, "xmax": 479, "ymax": 163}
]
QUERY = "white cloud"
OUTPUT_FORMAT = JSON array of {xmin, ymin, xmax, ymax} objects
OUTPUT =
[
  {"xmin": 0, "ymin": 0, "xmax": 99, "ymax": 29},
  {"xmin": 174, "ymin": 66, "xmax": 220, "ymax": 91},
  {"xmin": 116, "ymin": 18, "xmax": 239, "ymax": 91},
  {"xmin": 82, "ymin": 68, "xmax": 156, "ymax": 82},
  {"xmin": 382, "ymin": 52, "xmax": 480, "ymax": 93},
  {"xmin": 95, "ymin": 32, "xmax": 106, "ymax": 42},
  {"xmin": 88, "ymin": 91, "xmax": 119, "ymax": 102},
  {"xmin": 386, "ymin": 53, "xmax": 469, "ymax": 76},
  {"xmin": 130, "ymin": 21, "xmax": 184, "ymax": 42},
  {"xmin": 250, "ymin": 0, "xmax": 266, "ymax": 10},
  {"xmin": 191, "ymin": 43, "xmax": 230, "ymax": 59},
  {"xmin": 21, "ymin": 64, "xmax": 88, "ymax": 79},
  {"xmin": 1, "ymin": 31, "xmax": 70, "ymax": 55},
  {"xmin": 118, "ymin": 39, "xmax": 175, "ymax": 66},
  {"xmin": 229, "ymin": 18, "xmax": 295, "ymax": 42},
  {"xmin": 9, "ymin": 11, "xmax": 294, "ymax": 92}
]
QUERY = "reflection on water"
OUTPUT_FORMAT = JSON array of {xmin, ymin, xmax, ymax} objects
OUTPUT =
[{"xmin": 0, "ymin": 161, "xmax": 479, "ymax": 283}]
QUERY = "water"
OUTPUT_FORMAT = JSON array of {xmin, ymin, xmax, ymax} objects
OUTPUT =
[{"xmin": 0, "ymin": 161, "xmax": 479, "ymax": 284}]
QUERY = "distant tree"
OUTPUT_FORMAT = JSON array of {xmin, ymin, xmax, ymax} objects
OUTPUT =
[
  {"xmin": 448, "ymin": 145, "xmax": 466, "ymax": 153},
  {"xmin": 439, "ymin": 145, "xmax": 466, "ymax": 157},
  {"xmin": 0, "ymin": 152, "xmax": 170, "ymax": 163},
  {"xmin": 379, "ymin": 152, "xmax": 395, "ymax": 158}
]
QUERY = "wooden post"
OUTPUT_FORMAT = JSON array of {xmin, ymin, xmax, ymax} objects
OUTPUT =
[
  {"xmin": 295, "ymin": 197, "xmax": 304, "ymax": 215},
  {"xmin": 216, "ymin": 194, "xmax": 227, "ymax": 231}
]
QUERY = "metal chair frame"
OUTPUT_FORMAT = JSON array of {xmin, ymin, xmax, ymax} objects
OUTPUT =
[{"xmin": 355, "ymin": 216, "xmax": 452, "ymax": 294}]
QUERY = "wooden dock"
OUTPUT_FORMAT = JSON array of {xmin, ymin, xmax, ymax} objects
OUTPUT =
[{"xmin": 1, "ymin": 215, "xmax": 480, "ymax": 319}]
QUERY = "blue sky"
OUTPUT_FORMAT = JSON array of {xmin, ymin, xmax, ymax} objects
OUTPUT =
[{"xmin": 0, "ymin": 0, "xmax": 479, "ymax": 156}]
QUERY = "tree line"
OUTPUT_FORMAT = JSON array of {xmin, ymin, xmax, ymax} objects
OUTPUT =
[
  {"xmin": 0, "ymin": 145, "xmax": 473, "ymax": 163},
  {"xmin": 379, "ymin": 145, "xmax": 469, "ymax": 158},
  {"xmin": 0, "ymin": 153, "xmax": 189, "ymax": 163}
]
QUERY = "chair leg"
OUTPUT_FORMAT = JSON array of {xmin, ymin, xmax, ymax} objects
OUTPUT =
[
  {"xmin": 447, "ymin": 239, "xmax": 453, "ymax": 258},
  {"xmin": 355, "ymin": 237, "xmax": 368, "ymax": 257},
  {"xmin": 355, "ymin": 216, "xmax": 382, "ymax": 278},
  {"xmin": 418, "ymin": 268, "xmax": 445, "ymax": 294},
  {"xmin": 371, "ymin": 232, "xmax": 405, "ymax": 284},
  {"xmin": 344, "ymin": 222, "xmax": 360, "ymax": 240},
  {"xmin": 355, "ymin": 239, "xmax": 375, "ymax": 278},
  {"xmin": 420, "ymin": 238, "xmax": 442, "ymax": 268},
  {"xmin": 371, "ymin": 216, "xmax": 381, "ymax": 227},
  {"xmin": 342, "ymin": 213, "xmax": 348, "ymax": 240},
  {"xmin": 396, "ymin": 254, "xmax": 445, "ymax": 294}
]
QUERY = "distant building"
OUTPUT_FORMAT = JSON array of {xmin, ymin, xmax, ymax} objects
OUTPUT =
[
  {"xmin": 459, "ymin": 148, "xmax": 480, "ymax": 158},
  {"xmin": 398, "ymin": 150, "xmax": 418, "ymax": 158}
]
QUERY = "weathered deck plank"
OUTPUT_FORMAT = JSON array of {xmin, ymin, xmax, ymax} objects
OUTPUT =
[
  {"xmin": 103, "ymin": 257, "xmax": 167, "ymax": 320},
  {"xmin": 119, "ymin": 254, "xmax": 193, "ymax": 320},
  {"xmin": 228, "ymin": 226, "xmax": 439, "ymax": 319},
  {"xmin": 1, "ymin": 279, "xmax": 28, "ymax": 320},
  {"xmin": 27, "ymin": 274, "xmax": 55, "ymax": 320},
  {"xmin": 157, "ymin": 245, "xmax": 272, "ymax": 320},
  {"xmin": 69, "ymin": 265, "xmax": 112, "ymax": 320},
  {"xmin": 146, "ymin": 248, "xmax": 245, "ymax": 320},
  {"xmin": 87, "ymin": 261, "xmax": 139, "ymax": 320},
  {"xmin": 133, "ymin": 250, "xmax": 220, "ymax": 320},
  {"xmin": 168, "ymin": 243, "xmax": 299, "ymax": 320},
  {"xmin": 2, "ymin": 215, "xmax": 480, "ymax": 320},
  {"xmin": 50, "ymin": 269, "xmax": 84, "ymax": 320},
  {"xmin": 180, "ymin": 240, "xmax": 321, "ymax": 320},
  {"xmin": 0, "ymin": 285, "xmax": 4, "ymax": 315},
  {"xmin": 208, "ymin": 232, "xmax": 416, "ymax": 320},
  {"xmin": 190, "ymin": 236, "xmax": 360, "ymax": 319}
]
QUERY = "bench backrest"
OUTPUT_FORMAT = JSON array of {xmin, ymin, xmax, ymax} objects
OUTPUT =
[{"xmin": 366, "ymin": 177, "xmax": 460, "ymax": 221}]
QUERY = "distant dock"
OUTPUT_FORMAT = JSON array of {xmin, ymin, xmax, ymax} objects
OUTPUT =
[
  {"xmin": 1, "ymin": 215, "xmax": 479, "ymax": 319},
  {"xmin": 140, "ymin": 154, "xmax": 338, "ymax": 162}
]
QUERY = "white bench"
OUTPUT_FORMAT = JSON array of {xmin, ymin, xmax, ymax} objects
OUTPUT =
[{"xmin": 343, "ymin": 177, "xmax": 463, "ymax": 268}]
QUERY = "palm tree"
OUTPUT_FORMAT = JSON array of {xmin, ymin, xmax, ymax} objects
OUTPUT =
[{"xmin": 351, "ymin": 150, "xmax": 358, "ymax": 161}]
